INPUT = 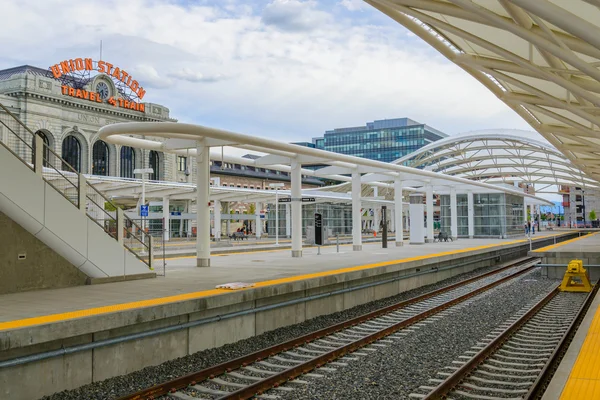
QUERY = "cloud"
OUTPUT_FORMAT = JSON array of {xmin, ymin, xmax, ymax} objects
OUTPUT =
[
  {"xmin": 261, "ymin": 0, "xmax": 332, "ymax": 32},
  {"xmin": 0, "ymin": 0, "xmax": 532, "ymax": 143},
  {"xmin": 129, "ymin": 64, "xmax": 173, "ymax": 89},
  {"xmin": 337, "ymin": 0, "xmax": 366, "ymax": 11},
  {"xmin": 168, "ymin": 68, "xmax": 228, "ymax": 83}
]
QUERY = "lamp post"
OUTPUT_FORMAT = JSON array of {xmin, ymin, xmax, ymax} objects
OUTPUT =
[
  {"xmin": 269, "ymin": 182, "xmax": 285, "ymax": 245},
  {"xmin": 134, "ymin": 168, "xmax": 154, "ymax": 235}
]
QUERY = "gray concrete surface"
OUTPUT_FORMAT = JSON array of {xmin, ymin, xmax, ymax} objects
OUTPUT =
[
  {"xmin": 0, "ymin": 211, "xmax": 88, "ymax": 294},
  {"xmin": 534, "ymin": 232, "xmax": 600, "ymax": 280}
]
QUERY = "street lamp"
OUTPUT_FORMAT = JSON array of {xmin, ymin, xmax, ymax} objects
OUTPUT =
[
  {"xmin": 134, "ymin": 168, "xmax": 154, "ymax": 234},
  {"xmin": 269, "ymin": 182, "xmax": 285, "ymax": 245}
]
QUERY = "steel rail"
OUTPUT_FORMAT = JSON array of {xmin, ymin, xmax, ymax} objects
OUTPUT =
[
  {"xmin": 423, "ymin": 287, "xmax": 560, "ymax": 400},
  {"xmin": 526, "ymin": 283, "xmax": 600, "ymax": 399},
  {"xmin": 423, "ymin": 283, "xmax": 598, "ymax": 400},
  {"xmin": 116, "ymin": 258, "xmax": 539, "ymax": 400},
  {"xmin": 217, "ymin": 263, "xmax": 538, "ymax": 400}
]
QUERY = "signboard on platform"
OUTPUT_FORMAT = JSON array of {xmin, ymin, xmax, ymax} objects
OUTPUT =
[
  {"xmin": 140, "ymin": 204, "xmax": 149, "ymax": 217},
  {"xmin": 279, "ymin": 197, "xmax": 292, "ymax": 203}
]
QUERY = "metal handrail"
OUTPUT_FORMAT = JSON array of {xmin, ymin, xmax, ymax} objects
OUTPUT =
[{"xmin": 0, "ymin": 101, "xmax": 152, "ymax": 269}]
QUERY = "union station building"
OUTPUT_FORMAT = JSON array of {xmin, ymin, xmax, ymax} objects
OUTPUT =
[{"xmin": 0, "ymin": 62, "xmax": 323, "ymax": 195}]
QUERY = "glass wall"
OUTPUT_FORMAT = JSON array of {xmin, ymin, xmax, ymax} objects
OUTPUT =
[
  {"xmin": 440, "ymin": 193, "xmax": 524, "ymax": 238},
  {"xmin": 266, "ymin": 203, "xmax": 353, "ymax": 237}
]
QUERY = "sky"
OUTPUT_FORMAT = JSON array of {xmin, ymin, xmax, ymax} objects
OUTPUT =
[{"xmin": 0, "ymin": 0, "xmax": 536, "ymax": 143}]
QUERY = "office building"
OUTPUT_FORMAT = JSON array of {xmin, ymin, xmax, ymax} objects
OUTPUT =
[{"xmin": 312, "ymin": 118, "xmax": 447, "ymax": 162}]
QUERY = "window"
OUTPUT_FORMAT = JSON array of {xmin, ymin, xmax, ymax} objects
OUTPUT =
[
  {"xmin": 61, "ymin": 135, "xmax": 81, "ymax": 172},
  {"xmin": 149, "ymin": 150, "xmax": 160, "ymax": 180},
  {"xmin": 120, "ymin": 146, "xmax": 136, "ymax": 178},
  {"xmin": 178, "ymin": 156, "xmax": 187, "ymax": 172},
  {"xmin": 33, "ymin": 131, "xmax": 51, "ymax": 168},
  {"xmin": 92, "ymin": 140, "xmax": 109, "ymax": 176}
]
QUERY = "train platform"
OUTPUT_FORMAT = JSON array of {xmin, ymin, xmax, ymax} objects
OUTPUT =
[
  {"xmin": 0, "ymin": 231, "xmax": 578, "ymax": 400},
  {"xmin": 532, "ymin": 231, "xmax": 600, "ymax": 280}
]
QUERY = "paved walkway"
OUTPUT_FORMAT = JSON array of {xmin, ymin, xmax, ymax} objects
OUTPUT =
[{"xmin": 0, "ymin": 232, "xmax": 566, "ymax": 326}]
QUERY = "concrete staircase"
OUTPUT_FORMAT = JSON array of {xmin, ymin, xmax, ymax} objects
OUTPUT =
[{"xmin": 0, "ymin": 103, "xmax": 154, "ymax": 292}]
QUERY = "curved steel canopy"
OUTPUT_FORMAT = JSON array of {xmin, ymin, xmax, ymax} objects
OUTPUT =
[
  {"xmin": 394, "ymin": 129, "xmax": 598, "ymax": 193},
  {"xmin": 366, "ymin": 0, "xmax": 600, "ymax": 182}
]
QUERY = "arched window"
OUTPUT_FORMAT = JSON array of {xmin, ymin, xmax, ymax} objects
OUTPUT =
[
  {"xmin": 92, "ymin": 140, "xmax": 109, "ymax": 176},
  {"xmin": 120, "ymin": 146, "xmax": 136, "ymax": 178},
  {"xmin": 61, "ymin": 135, "xmax": 81, "ymax": 172},
  {"xmin": 33, "ymin": 130, "xmax": 51, "ymax": 168},
  {"xmin": 149, "ymin": 150, "xmax": 160, "ymax": 180}
]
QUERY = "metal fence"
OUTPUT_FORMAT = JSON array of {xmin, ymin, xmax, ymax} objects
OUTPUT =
[{"xmin": 0, "ymin": 102, "xmax": 153, "ymax": 271}]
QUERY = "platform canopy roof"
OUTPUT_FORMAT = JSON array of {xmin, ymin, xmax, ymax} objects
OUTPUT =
[
  {"xmin": 366, "ymin": 0, "xmax": 600, "ymax": 182},
  {"xmin": 83, "ymin": 175, "xmax": 395, "ymax": 207},
  {"xmin": 98, "ymin": 122, "xmax": 553, "ymax": 206},
  {"xmin": 393, "ymin": 129, "xmax": 598, "ymax": 193}
]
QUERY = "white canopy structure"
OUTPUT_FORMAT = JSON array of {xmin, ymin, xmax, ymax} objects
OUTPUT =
[
  {"xmin": 393, "ymin": 129, "xmax": 598, "ymax": 194},
  {"xmin": 99, "ymin": 122, "xmax": 551, "ymax": 267},
  {"xmin": 366, "ymin": 0, "xmax": 600, "ymax": 182}
]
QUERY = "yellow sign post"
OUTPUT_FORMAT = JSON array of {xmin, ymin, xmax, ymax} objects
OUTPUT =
[{"xmin": 559, "ymin": 260, "xmax": 593, "ymax": 292}]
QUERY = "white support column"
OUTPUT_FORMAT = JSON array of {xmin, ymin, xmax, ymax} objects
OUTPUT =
[
  {"xmin": 426, "ymin": 184, "xmax": 434, "ymax": 243},
  {"xmin": 224, "ymin": 201, "xmax": 230, "ymax": 236},
  {"xmin": 467, "ymin": 191, "xmax": 474, "ymax": 239},
  {"xmin": 255, "ymin": 202, "xmax": 262, "ymax": 239},
  {"xmin": 285, "ymin": 203, "xmax": 291, "ymax": 238},
  {"xmin": 162, "ymin": 196, "xmax": 170, "ymax": 242},
  {"xmin": 214, "ymin": 200, "xmax": 221, "ymax": 241},
  {"xmin": 196, "ymin": 140, "xmax": 210, "ymax": 267},
  {"xmin": 394, "ymin": 178, "xmax": 403, "ymax": 247},
  {"xmin": 450, "ymin": 187, "xmax": 458, "ymax": 240},
  {"xmin": 291, "ymin": 160, "xmax": 302, "ymax": 257},
  {"xmin": 352, "ymin": 170, "xmax": 362, "ymax": 251},
  {"xmin": 186, "ymin": 200, "xmax": 193, "ymax": 237}
]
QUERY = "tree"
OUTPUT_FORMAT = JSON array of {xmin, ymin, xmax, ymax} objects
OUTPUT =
[
  {"xmin": 247, "ymin": 203, "xmax": 256, "ymax": 215},
  {"xmin": 590, "ymin": 210, "xmax": 597, "ymax": 221}
]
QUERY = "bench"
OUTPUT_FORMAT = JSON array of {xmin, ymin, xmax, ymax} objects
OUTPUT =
[
  {"xmin": 434, "ymin": 231, "xmax": 453, "ymax": 242},
  {"xmin": 229, "ymin": 232, "xmax": 247, "ymax": 241}
]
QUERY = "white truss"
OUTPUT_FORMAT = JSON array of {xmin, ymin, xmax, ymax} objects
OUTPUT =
[
  {"xmin": 366, "ymin": 0, "xmax": 600, "ymax": 182},
  {"xmin": 394, "ymin": 129, "xmax": 597, "ymax": 193}
]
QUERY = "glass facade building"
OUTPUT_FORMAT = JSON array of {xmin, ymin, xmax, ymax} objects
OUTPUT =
[
  {"xmin": 439, "ymin": 193, "xmax": 524, "ymax": 238},
  {"xmin": 312, "ymin": 118, "xmax": 447, "ymax": 163}
]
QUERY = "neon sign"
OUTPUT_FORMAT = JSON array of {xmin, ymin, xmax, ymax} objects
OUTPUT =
[{"xmin": 49, "ymin": 58, "xmax": 146, "ymax": 112}]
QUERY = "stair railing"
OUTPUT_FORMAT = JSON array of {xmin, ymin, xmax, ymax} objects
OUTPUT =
[{"xmin": 0, "ymin": 102, "xmax": 153, "ymax": 269}]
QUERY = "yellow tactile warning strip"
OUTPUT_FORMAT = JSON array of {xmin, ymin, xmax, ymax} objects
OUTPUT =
[
  {"xmin": 0, "ymin": 233, "xmax": 567, "ymax": 332},
  {"xmin": 533, "ymin": 232, "xmax": 599, "ymax": 253},
  {"xmin": 560, "ymin": 304, "xmax": 600, "ymax": 399}
]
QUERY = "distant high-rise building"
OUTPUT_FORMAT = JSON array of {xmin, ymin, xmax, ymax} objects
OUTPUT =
[{"xmin": 312, "ymin": 118, "xmax": 447, "ymax": 162}]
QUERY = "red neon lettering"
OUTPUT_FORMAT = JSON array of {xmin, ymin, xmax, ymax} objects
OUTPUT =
[
  {"xmin": 68, "ymin": 87, "xmax": 75, "ymax": 96},
  {"xmin": 84, "ymin": 58, "xmax": 93, "ymax": 70},
  {"xmin": 51, "ymin": 65, "xmax": 62, "ymax": 78},
  {"xmin": 60, "ymin": 61, "xmax": 71, "ymax": 74}
]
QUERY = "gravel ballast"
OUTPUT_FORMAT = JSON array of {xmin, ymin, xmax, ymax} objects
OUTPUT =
[
  {"xmin": 280, "ymin": 269, "xmax": 556, "ymax": 399},
  {"xmin": 41, "ymin": 263, "xmax": 540, "ymax": 400}
]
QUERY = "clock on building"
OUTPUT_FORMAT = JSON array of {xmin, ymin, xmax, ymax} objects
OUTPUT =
[{"xmin": 96, "ymin": 81, "xmax": 110, "ymax": 100}]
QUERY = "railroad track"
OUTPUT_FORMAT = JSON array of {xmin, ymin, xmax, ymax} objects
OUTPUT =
[
  {"xmin": 117, "ymin": 257, "xmax": 541, "ymax": 400},
  {"xmin": 411, "ymin": 282, "xmax": 598, "ymax": 400}
]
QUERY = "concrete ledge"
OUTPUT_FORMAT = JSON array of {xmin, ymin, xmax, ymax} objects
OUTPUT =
[{"xmin": 85, "ymin": 272, "xmax": 156, "ymax": 285}]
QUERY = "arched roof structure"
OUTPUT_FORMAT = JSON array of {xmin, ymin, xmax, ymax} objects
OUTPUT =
[
  {"xmin": 394, "ymin": 129, "xmax": 598, "ymax": 193},
  {"xmin": 366, "ymin": 0, "xmax": 600, "ymax": 181}
]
